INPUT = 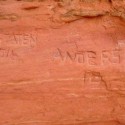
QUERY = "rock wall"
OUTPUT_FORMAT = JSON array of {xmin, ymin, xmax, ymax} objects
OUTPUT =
[{"xmin": 0, "ymin": 0, "xmax": 125, "ymax": 125}]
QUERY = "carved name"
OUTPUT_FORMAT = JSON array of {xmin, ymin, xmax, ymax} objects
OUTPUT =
[
  {"xmin": 0, "ymin": 33, "xmax": 37, "ymax": 47},
  {"xmin": 54, "ymin": 48, "xmax": 120, "ymax": 66}
]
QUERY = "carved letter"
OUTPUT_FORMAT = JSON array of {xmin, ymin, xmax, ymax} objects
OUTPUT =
[{"xmin": 87, "ymin": 51, "xmax": 97, "ymax": 65}]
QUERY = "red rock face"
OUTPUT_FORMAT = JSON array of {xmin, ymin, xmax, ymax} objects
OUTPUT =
[{"xmin": 0, "ymin": 0, "xmax": 125, "ymax": 125}]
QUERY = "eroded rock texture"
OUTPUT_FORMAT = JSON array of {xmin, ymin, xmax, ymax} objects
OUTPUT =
[{"xmin": 0, "ymin": 0, "xmax": 125, "ymax": 125}]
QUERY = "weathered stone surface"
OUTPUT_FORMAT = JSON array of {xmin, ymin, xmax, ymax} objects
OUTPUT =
[{"xmin": 0, "ymin": 0, "xmax": 125, "ymax": 125}]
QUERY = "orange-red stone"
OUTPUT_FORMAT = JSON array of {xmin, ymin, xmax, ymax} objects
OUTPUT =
[{"xmin": 0, "ymin": 0, "xmax": 125, "ymax": 125}]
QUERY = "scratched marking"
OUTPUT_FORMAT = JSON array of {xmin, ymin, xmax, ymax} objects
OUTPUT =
[
  {"xmin": 0, "ymin": 33, "xmax": 38, "ymax": 63},
  {"xmin": 53, "ymin": 48, "xmax": 97, "ymax": 65},
  {"xmin": 0, "ymin": 47, "xmax": 20, "ymax": 62},
  {"xmin": 101, "ymin": 50, "xmax": 120, "ymax": 65},
  {"xmin": 117, "ymin": 40, "xmax": 125, "ymax": 48},
  {"xmin": 84, "ymin": 71, "xmax": 106, "ymax": 90},
  {"xmin": 54, "ymin": 48, "xmax": 121, "ymax": 66},
  {"xmin": 0, "ymin": 33, "xmax": 37, "ymax": 48}
]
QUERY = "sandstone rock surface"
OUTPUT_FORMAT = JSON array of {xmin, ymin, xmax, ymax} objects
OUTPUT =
[{"xmin": 0, "ymin": 0, "xmax": 125, "ymax": 125}]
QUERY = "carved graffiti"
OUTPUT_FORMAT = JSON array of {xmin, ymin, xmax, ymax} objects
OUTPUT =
[{"xmin": 54, "ymin": 48, "xmax": 121, "ymax": 66}]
